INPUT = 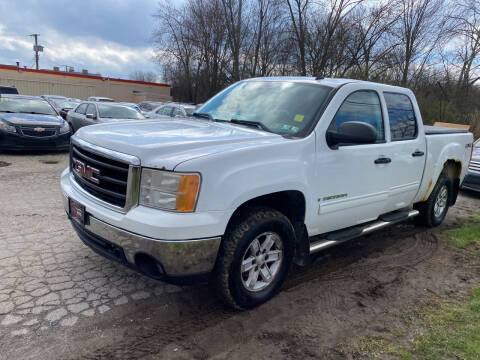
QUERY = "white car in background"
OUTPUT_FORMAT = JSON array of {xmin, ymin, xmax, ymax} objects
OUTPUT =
[
  {"xmin": 87, "ymin": 96, "xmax": 115, "ymax": 102},
  {"xmin": 146, "ymin": 103, "xmax": 197, "ymax": 119}
]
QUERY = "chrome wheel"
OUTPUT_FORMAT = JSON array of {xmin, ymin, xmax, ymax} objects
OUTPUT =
[
  {"xmin": 241, "ymin": 232, "xmax": 283, "ymax": 292},
  {"xmin": 434, "ymin": 185, "xmax": 448, "ymax": 219}
]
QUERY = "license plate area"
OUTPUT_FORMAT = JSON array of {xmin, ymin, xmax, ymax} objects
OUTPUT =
[{"xmin": 69, "ymin": 198, "xmax": 86, "ymax": 225}]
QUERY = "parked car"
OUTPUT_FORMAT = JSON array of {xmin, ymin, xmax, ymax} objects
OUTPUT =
[
  {"xmin": 461, "ymin": 138, "xmax": 480, "ymax": 192},
  {"xmin": 117, "ymin": 102, "xmax": 142, "ymax": 113},
  {"xmin": 0, "ymin": 94, "xmax": 71, "ymax": 151},
  {"xmin": 0, "ymin": 85, "xmax": 19, "ymax": 95},
  {"xmin": 41, "ymin": 95, "xmax": 67, "ymax": 104},
  {"xmin": 61, "ymin": 77, "xmax": 473, "ymax": 309},
  {"xmin": 138, "ymin": 101, "xmax": 164, "ymax": 114},
  {"xmin": 146, "ymin": 103, "xmax": 196, "ymax": 119},
  {"xmin": 87, "ymin": 96, "xmax": 115, "ymax": 102},
  {"xmin": 67, "ymin": 102, "xmax": 145, "ymax": 132},
  {"xmin": 54, "ymin": 100, "xmax": 81, "ymax": 120}
]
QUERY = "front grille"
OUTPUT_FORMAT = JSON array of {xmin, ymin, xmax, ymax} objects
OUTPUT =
[
  {"xmin": 70, "ymin": 144, "xmax": 129, "ymax": 208},
  {"xmin": 469, "ymin": 160, "xmax": 480, "ymax": 173},
  {"xmin": 20, "ymin": 125, "xmax": 57, "ymax": 137}
]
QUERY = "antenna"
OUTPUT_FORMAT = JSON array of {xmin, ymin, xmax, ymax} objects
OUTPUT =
[{"xmin": 29, "ymin": 34, "xmax": 43, "ymax": 70}]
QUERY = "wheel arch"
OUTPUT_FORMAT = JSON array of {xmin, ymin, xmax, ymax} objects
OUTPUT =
[{"xmin": 224, "ymin": 190, "xmax": 310, "ymax": 267}]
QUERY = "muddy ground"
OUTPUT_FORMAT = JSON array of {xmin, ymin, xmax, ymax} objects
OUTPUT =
[{"xmin": 1, "ymin": 151, "xmax": 479, "ymax": 360}]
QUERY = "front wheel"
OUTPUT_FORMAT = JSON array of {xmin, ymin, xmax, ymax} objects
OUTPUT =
[
  {"xmin": 414, "ymin": 174, "xmax": 452, "ymax": 227},
  {"xmin": 214, "ymin": 207, "xmax": 295, "ymax": 309}
]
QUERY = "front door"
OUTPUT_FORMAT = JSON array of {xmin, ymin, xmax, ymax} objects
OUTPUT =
[{"xmin": 313, "ymin": 85, "xmax": 392, "ymax": 235}]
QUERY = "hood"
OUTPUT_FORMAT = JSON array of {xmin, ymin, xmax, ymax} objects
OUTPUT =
[
  {"xmin": 0, "ymin": 113, "xmax": 64, "ymax": 126},
  {"xmin": 76, "ymin": 118, "xmax": 285, "ymax": 169}
]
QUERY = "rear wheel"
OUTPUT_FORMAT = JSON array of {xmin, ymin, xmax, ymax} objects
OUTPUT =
[
  {"xmin": 214, "ymin": 207, "xmax": 295, "ymax": 309},
  {"xmin": 414, "ymin": 174, "xmax": 451, "ymax": 227}
]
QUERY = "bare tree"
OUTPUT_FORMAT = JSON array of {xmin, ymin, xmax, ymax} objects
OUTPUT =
[
  {"xmin": 391, "ymin": 0, "xmax": 447, "ymax": 87},
  {"xmin": 129, "ymin": 70, "xmax": 158, "ymax": 82}
]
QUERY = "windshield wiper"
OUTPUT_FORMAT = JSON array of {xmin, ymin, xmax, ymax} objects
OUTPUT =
[
  {"xmin": 193, "ymin": 112, "xmax": 213, "ymax": 120},
  {"xmin": 230, "ymin": 119, "xmax": 271, "ymax": 132},
  {"xmin": 25, "ymin": 112, "xmax": 54, "ymax": 115}
]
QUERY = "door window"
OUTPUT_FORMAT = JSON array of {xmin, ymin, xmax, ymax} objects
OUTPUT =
[
  {"xmin": 329, "ymin": 90, "xmax": 384, "ymax": 142},
  {"xmin": 172, "ymin": 107, "xmax": 185, "ymax": 117},
  {"xmin": 384, "ymin": 93, "xmax": 417, "ymax": 141},
  {"xmin": 76, "ymin": 103, "xmax": 88, "ymax": 114},
  {"xmin": 86, "ymin": 104, "xmax": 96, "ymax": 117},
  {"xmin": 157, "ymin": 106, "xmax": 172, "ymax": 116}
]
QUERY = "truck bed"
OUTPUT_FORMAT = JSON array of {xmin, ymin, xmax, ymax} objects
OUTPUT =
[{"xmin": 424, "ymin": 125, "xmax": 469, "ymax": 135}]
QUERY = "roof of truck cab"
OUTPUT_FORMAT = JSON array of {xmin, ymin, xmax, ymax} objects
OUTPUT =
[{"xmin": 244, "ymin": 76, "xmax": 409, "ymax": 91}]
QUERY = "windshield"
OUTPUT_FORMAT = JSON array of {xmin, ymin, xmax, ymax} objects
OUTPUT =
[
  {"xmin": 196, "ymin": 81, "xmax": 332, "ymax": 136},
  {"xmin": 0, "ymin": 97, "xmax": 57, "ymax": 115},
  {"xmin": 98, "ymin": 104, "xmax": 145, "ymax": 119}
]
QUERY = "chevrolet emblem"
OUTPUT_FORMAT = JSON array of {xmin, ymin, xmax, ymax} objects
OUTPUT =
[{"xmin": 34, "ymin": 127, "xmax": 45, "ymax": 132}]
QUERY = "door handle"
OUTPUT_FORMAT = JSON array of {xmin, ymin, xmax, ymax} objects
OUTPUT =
[
  {"xmin": 412, "ymin": 151, "xmax": 425, "ymax": 157},
  {"xmin": 374, "ymin": 157, "xmax": 391, "ymax": 164}
]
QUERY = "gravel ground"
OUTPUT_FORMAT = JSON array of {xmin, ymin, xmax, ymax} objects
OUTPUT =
[{"xmin": 0, "ymin": 151, "xmax": 479, "ymax": 360}]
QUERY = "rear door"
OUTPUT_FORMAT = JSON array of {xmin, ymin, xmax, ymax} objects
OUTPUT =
[{"xmin": 382, "ymin": 92, "xmax": 426, "ymax": 211}]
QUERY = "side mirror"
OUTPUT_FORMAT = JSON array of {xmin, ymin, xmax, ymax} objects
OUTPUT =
[
  {"xmin": 86, "ymin": 113, "xmax": 96, "ymax": 120},
  {"xmin": 326, "ymin": 121, "xmax": 377, "ymax": 148}
]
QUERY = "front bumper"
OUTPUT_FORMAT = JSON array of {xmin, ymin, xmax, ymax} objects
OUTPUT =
[
  {"xmin": 61, "ymin": 168, "xmax": 225, "ymax": 281},
  {"xmin": 68, "ymin": 210, "xmax": 221, "ymax": 280},
  {"xmin": 0, "ymin": 131, "xmax": 70, "ymax": 151},
  {"xmin": 461, "ymin": 171, "xmax": 480, "ymax": 192}
]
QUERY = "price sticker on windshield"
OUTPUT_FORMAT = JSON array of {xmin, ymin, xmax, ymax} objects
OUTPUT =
[{"xmin": 293, "ymin": 114, "xmax": 304, "ymax": 122}]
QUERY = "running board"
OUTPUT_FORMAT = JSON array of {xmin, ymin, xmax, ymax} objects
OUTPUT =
[{"xmin": 309, "ymin": 209, "xmax": 419, "ymax": 254}]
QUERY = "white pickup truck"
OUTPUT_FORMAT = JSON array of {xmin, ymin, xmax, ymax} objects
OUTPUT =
[{"xmin": 61, "ymin": 77, "xmax": 473, "ymax": 309}]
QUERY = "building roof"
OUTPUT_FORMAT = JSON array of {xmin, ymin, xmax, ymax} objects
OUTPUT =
[{"xmin": 0, "ymin": 64, "xmax": 170, "ymax": 88}]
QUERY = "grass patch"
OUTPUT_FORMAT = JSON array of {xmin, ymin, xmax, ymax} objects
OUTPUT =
[
  {"xmin": 446, "ymin": 224, "xmax": 480, "ymax": 249},
  {"xmin": 398, "ymin": 288, "xmax": 480, "ymax": 360}
]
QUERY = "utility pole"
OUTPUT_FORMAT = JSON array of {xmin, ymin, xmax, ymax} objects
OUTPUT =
[{"xmin": 29, "ymin": 34, "xmax": 43, "ymax": 70}]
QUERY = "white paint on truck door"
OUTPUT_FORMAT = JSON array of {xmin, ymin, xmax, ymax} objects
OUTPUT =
[{"xmin": 314, "ymin": 84, "xmax": 392, "ymax": 234}]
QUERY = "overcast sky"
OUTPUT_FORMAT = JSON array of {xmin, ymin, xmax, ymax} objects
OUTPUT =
[{"xmin": 0, "ymin": 0, "xmax": 161, "ymax": 80}]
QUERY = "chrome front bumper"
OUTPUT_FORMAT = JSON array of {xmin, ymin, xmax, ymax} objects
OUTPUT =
[{"xmin": 65, "ymin": 199, "xmax": 221, "ymax": 278}]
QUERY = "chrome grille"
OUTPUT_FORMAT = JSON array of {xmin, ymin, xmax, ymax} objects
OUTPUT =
[
  {"xmin": 20, "ymin": 125, "xmax": 57, "ymax": 137},
  {"xmin": 469, "ymin": 160, "xmax": 480, "ymax": 173},
  {"xmin": 69, "ymin": 137, "xmax": 140, "ymax": 211}
]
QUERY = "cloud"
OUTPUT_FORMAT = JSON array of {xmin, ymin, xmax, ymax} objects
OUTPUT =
[{"xmin": 0, "ymin": 0, "xmax": 161, "ymax": 79}]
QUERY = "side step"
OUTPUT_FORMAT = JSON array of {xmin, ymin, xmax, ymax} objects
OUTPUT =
[{"xmin": 309, "ymin": 209, "xmax": 419, "ymax": 254}]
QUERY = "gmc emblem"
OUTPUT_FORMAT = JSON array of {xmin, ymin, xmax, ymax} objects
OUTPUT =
[{"xmin": 73, "ymin": 158, "xmax": 100, "ymax": 184}]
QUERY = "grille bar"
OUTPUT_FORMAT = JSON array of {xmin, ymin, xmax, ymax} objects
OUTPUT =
[
  {"xmin": 469, "ymin": 160, "xmax": 480, "ymax": 172},
  {"xmin": 20, "ymin": 125, "xmax": 58, "ymax": 137},
  {"xmin": 73, "ymin": 172, "xmax": 127, "ymax": 200}
]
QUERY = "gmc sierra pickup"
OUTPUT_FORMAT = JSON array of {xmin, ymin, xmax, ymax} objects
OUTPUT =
[{"xmin": 61, "ymin": 77, "xmax": 473, "ymax": 309}]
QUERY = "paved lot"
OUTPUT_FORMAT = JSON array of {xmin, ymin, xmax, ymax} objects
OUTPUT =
[
  {"xmin": 0, "ymin": 152, "xmax": 181, "ymax": 337},
  {"xmin": 0, "ymin": 151, "xmax": 479, "ymax": 359}
]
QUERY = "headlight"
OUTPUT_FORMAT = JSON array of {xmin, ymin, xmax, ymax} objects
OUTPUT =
[
  {"xmin": 0, "ymin": 120, "xmax": 16, "ymax": 133},
  {"xmin": 139, "ymin": 169, "xmax": 200, "ymax": 212},
  {"xmin": 59, "ymin": 120, "xmax": 71, "ymax": 134}
]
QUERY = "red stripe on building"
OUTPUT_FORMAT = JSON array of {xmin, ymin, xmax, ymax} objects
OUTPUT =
[{"xmin": 0, "ymin": 64, "xmax": 170, "ymax": 88}]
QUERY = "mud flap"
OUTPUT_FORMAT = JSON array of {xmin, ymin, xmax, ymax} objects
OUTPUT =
[{"xmin": 293, "ymin": 221, "xmax": 310, "ymax": 266}]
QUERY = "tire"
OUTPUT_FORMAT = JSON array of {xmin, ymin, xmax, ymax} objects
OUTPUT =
[
  {"xmin": 214, "ymin": 207, "xmax": 295, "ymax": 310},
  {"xmin": 414, "ymin": 174, "xmax": 452, "ymax": 227}
]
